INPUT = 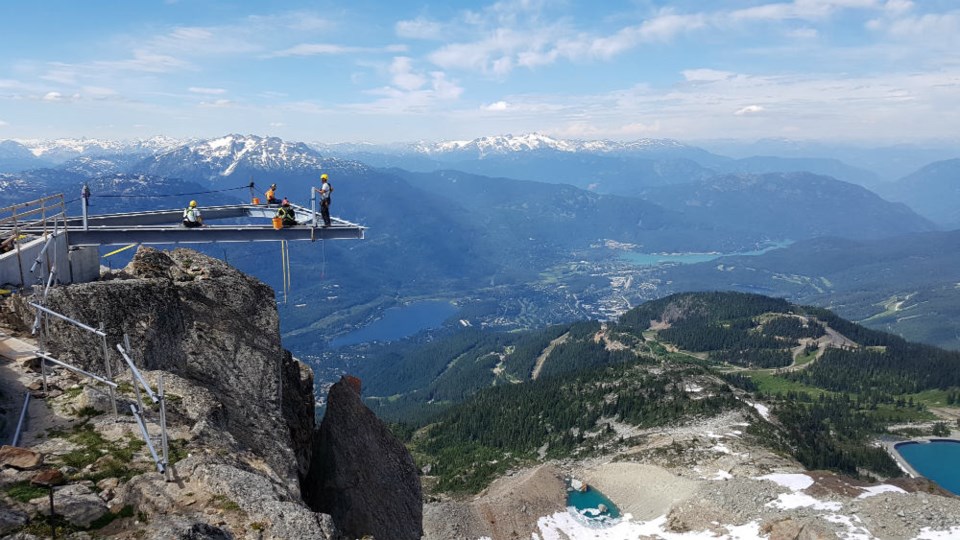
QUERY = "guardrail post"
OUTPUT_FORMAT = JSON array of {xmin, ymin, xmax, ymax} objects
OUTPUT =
[
  {"xmin": 11, "ymin": 392, "xmax": 30, "ymax": 447},
  {"xmin": 100, "ymin": 323, "xmax": 118, "ymax": 420},
  {"xmin": 37, "ymin": 309, "xmax": 48, "ymax": 395},
  {"xmin": 81, "ymin": 184, "xmax": 90, "ymax": 231},
  {"xmin": 159, "ymin": 374, "xmax": 169, "ymax": 480},
  {"xmin": 123, "ymin": 334, "xmax": 145, "ymax": 415},
  {"xmin": 11, "ymin": 207, "xmax": 25, "ymax": 287}
]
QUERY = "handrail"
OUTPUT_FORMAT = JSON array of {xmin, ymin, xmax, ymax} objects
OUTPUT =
[
  {"xmin": 11, "ymin": 392, "xmax": 30, "ymax": 447},
  {"xmin": 29, "ymin": 303, "xmax": 106, "ymax": 336},
  {"xmin": 0, "ymin": 193, "xmax": 65, "ymax": 215},
  {"xmin": 130, "ymin": 404, "xmax": 164, "ymax": 473},
  {"xmin": 35, "ymin": 352, "xmax": 119, "ymax": 388},
  {"xmin": 116, "ymin": 343, "xmax": 158, "ymax": 403}
]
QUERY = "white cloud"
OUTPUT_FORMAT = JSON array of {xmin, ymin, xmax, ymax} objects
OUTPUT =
[
  {"xmin": 43, "ymin": 91, "xmax": 63, "ymax": 102},
  {"xmin": 189, "ymin": 87, "xmax": 227, "ymax": 95},
  {"xmin": 390, "ymin": 57, "xmax": 426, "ymax": 91},
  {"xmin": 354, "ymin": 68, "xmax": 463, "ymax": 113},
  {"xmin": 787, "ymin": 27, "xmax": 819, "ymax": 38},
  {"xmin": 199, "ymin": 99, "xmax": 233, "ymax": 108},
  {"xmin": 485, "ymin": 100, "xmax": 510, "ymax": 111},
  {"xmin": 0, "ymin": 119, "xmax": 8, "ymax": 126},
  {"xmin": 882, "ymin": 11, "xmax": 960, "ymax": 39},
  {"xmin": 735, "ymin": 104, "xmax": 765, "ymax": 115},
  {"xmin": 83, "ymin": 86, "xmax": 119, "ymax": 98},
  {"xmin": 683, "ymin": 69, "xmax": 735, "ymax": 82},
  {"xmin": 94, "ymin": 49, "xmax": 193, "ymax": 73},
  {"xmin": 268, "ymin": 43, "xmax": 407, "ymax": 58},
  {"xmin": 729, "ymin": 0, "xmax": 882, "ymax": 22},
  {"xmin": 395, "ymin": 17, "xmax": 445, "ymax": 40}
]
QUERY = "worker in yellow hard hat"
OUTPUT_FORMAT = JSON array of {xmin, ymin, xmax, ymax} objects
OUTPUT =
[
  {"xmin": 318, "ymin": 173, "xmax": 333, "ymax": 227},
  {"xmin": 183, "ymin": 200, "xmax": 203, "ymax": 228}
]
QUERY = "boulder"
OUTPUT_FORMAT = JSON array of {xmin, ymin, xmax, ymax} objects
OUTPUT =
[
  {"xmin": 75, "ymin": 385, "xmax": 115, "ymax": 414},
  {"xmin": 0, "ymin": 446, "xmax": 43, "ymax": 470},
  {"xmin": 31, "ymin": 468, "xmax": 65, "ymax": 486},
  {"xmin": 0, "ymin": 508, "xmax": 29, "ymax": 535},
  {"xmin": 307, "ymin": 376, "xmax": 423, "ymax": 540},
  {"xmin": 31, "ymin": 483, "xmax": 108, "ymax": 528}
]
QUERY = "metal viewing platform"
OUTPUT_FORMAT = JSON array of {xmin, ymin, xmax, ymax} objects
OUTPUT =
[
  {"xmin": 55, "ymin": 203, "xmax": 364, "ymax": 245},
  {"xmin": 1, "ymin": 192, "xmax": 365, "ymax": 288}
]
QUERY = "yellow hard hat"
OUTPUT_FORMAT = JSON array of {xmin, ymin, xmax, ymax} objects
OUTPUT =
[
  {"xmin": 321, "ymin": 173, "xmax": 328, "ymax": 180},
  {"xmin": 189, "ymin": 200, "xmax": 197, "ymax": 207}
]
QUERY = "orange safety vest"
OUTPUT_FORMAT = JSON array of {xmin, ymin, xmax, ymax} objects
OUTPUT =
[{"xmin": 266, "ymin": 187, "xmax": 276, "ymax": 200}]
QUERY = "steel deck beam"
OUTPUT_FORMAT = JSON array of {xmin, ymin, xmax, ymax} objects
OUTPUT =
[{"xmin": 13, "ymin": 202, "xmax": 365, "ymax": 246}]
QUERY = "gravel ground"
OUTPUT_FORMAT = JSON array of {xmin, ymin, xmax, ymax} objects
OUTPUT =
[{"xmin": 423, "ymin": 409, "xmax": 960, "ymax": 540}]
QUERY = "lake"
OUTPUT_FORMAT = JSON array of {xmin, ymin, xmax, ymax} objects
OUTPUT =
[
  {"xmin": 620, "ymin": 241, "xmax": 791, "ymax": 267},
  {"xmin": 329, "ymin": 300, "xmax": 457, "ymax": 348},
  {"xmin": 567, "ymin": 483, "xmax": 621, "ymax": 525},
  {"xmin": 896, "ymin": 439, "xmax": 960, "ymax": 495}
]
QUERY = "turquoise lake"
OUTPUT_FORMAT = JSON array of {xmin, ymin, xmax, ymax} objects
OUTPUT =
[
  {"xmin": 620, "ymin": 241, "xmax": 791, "ymax": 267},
  {"xmin": 329, "ymin": 300, "xmax": 457, "ymax": 348},
  {"xmin": 896, "ymin": 440, "xmax": 960, "ymax": 495},
  {"xmin": 567, "ymin": 486, "xmax": 621, "ymax": 522}
]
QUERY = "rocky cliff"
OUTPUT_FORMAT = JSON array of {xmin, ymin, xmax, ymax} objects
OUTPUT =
[
  {"xmin": 0, "ymin": 247, "xmax": 422, "ymax": 539},
  {"xmin": 307, "ymin": 376, "xmax": 423, "ymax": 540}
]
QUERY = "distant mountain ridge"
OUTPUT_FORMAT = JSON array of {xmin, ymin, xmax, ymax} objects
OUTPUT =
[
  {"xmin": 13, "ymin": 135, "xmax": 186, "ymax": 163},
  {"xmin": 881, "ymin": 158, "xmax": 960, "ymax": 227},
  {"xmin": 639, "ymin": 172, "xmax": 937, "ymax": 240}
]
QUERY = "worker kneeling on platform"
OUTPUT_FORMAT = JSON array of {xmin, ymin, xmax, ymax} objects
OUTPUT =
[
  {"xmin": 183, "ymin": 200, "xmax": 203, "ymax": 228},
  {"xmin": 265, "ymin": 183, "xmax": 279, "ymax": 205},
  {"xmin": 276, "ymin": 199, "xmax": 297, "ymax": 228}
]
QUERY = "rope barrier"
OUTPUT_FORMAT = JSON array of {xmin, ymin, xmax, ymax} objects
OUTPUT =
[{"xmin": 89, "ymin": 184, "xmax": 251, "ymax": 198}]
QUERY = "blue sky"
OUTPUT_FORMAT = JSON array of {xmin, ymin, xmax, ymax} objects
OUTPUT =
[{"xmin": 1, "ymin": 0, "xmax": 958, "ymax": 144}]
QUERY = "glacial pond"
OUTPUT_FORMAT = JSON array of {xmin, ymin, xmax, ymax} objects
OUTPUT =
[
  {"xmin": 329, "ymin": 300, "xmax": 457, "ymax": 348},
  {"xmin": 896, "ymin": 439, "xmax": 960, "ymax": 495},
  {"xmin": 567, "ymin": 483, "xmax": 621, "ymax": 525},
  {"xmin": 620, "ymin": 241, "xmax": 791, "ymax": 267}
]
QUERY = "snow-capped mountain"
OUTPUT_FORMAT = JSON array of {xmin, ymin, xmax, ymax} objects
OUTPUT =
[
  {"xmin": 13, "ymin": 136, "xmax": 187, "ymax": 163},
  {"xmin": 413, "ymin": 133, "xmax": 692, "ymax": 157},
  {"xmin": 139, "ymin": 134, "xmax": 365, "ymax": 188},
  {"xmin": 311, "ymin": 133, "xmax": 709, "ymax": 160}
]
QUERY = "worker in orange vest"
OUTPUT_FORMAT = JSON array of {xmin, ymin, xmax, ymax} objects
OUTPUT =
[{"xmin": 265, "ymin": 183, "xmax": 279, "ymax": 205}]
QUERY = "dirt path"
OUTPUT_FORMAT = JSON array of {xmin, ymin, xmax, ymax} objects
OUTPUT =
[
  {"xmin": 531, "ymin": 332, "xmax": 569, "ymax": 380},
  {"xmin": 0, "ymin": 331, "xmax": 62, "ymax": 446}
]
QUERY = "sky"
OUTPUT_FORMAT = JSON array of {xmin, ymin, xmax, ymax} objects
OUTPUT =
[{"xmin": 1, "ymin": 0, "xmax": 959, "ymax": 144}]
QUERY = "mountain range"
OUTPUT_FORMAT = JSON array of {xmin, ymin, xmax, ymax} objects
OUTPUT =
[{"xmin": 1, "ymin": 132, "xmax": 958, "ymax": 354}]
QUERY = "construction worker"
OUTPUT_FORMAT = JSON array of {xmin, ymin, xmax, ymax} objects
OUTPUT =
[
  {"xmin": 276, "ymin": 199, "xmax": 297, "ymax": 228},
  {"xmin": 265, "ymin": 183, "xmax": 279, "ymax": 205},
  {"xmin": 318, "ymin": 173, "xmax": 333, "ymax": 227},
  {"xmin": 183, "ymin": 200, "xmax": 203, "ymax": 228}
]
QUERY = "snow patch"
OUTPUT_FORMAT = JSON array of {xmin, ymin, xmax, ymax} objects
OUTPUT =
[
  {"xmin": 748, "ymin": 401, "xmax": 770, "ymax": 419},
  {"xmin": 537, "ymin": 512, "xmax": 765, "ymax": 540},
  {"xmin": 711, "ymin": 443, "xmax": 733, "ymax": 454},
  {"xmin": 856, "ymin": 484, "xmax": 907, "ymax": 499},
  {"xmin": 823, "ymin": 513, "xmax": 873, "ymax": 539},
  {"xmin": 756, "ymin": 473, "xmax": 813, "ymax": 491},
  {"xmin": 915, "ymin": 526, "xmax": 960, "ymax": 539},
  {"xmin": 711, "ymin": 470, "xmax": 733, "ymax": 481},
  {"xmin": 766, "ymin": 492, "xmax": 842, "ymax": 511}
]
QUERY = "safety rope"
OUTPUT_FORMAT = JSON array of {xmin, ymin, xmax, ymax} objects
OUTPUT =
[{"xmin": 90, "ymin": 184, "xmax": 252, "ymax": 198}]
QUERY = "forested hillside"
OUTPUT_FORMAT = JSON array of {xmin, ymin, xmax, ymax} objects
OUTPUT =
[{"xmin": 370, "ymin": 292, "xmax": 960, "ymax": 493}]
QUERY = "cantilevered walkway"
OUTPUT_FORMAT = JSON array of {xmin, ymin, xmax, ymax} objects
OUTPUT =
[
  {"xmin": 57, "ymin": 202, "xmax": 364, "ymax": 245},
  {"xmin": 1, "ymin": 194, "xmax": 365, "ymax": 288}
]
